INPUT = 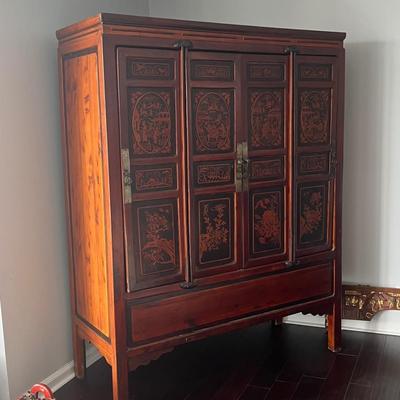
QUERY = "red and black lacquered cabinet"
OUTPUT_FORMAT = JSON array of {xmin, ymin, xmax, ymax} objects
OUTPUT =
[{"xmin": 57, "ymin": 14, "xmax": 345, "ymax": 399}]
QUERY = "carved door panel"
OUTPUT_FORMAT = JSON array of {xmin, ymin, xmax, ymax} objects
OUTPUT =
[
  {"xmin": 118, "ymin": 47, "xmax": 187, "ymax": 291},
  {"xmin": 294, "ymin": 55, "xmax": 338, "ymax": 258},
  {"xmin": 187, "ymin": 51, "xmax": 243, "ymax": 278},
  {"xmin": 243, "ymin": 55, "xmax": 290, "ymax": 270}
]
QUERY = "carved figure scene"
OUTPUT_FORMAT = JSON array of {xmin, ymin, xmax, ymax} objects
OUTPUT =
[
  {"xmin": 130, "ymin": 89, "xmax": 174, "ymax": 155},
  {"xmin": 299, "ymin": 89, "xmax": 330, "ymax": 144},
  {"xmin": 250, "ymin": 90, "xmax": 283, "ymax": 149},
  {"xmin": 193, "ymin": 90, "xmax": 233, "ymax": 153}
]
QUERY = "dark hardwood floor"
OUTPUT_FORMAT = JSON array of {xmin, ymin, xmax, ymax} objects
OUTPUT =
[{"xmin": 55, "ymin": 323, "xmax": 400, "ymax": 400}]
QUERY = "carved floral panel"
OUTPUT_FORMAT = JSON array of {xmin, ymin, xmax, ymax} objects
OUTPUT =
[
  {"xmin": 298, "ymin": 183, "xmax": 328, "ymax": 248},
  {"xmin": 129, "ymin": 88, "xmax": 176, "ymax": 157},
  {"xmin": 192, "ymin": 89, "xmax": 234, "ymax": 154},
  {"xmin": 197, "ymin": 195, "xmax": 233, "ymax": 266},
  {"xmin": 249, "ymin": 88, "xmax": 284, "ymax": 150},
  {"xmin": 135, "ymin": 200, "xmax": 179, "ymax": 275},
  {"xmin": 126, "ymin": 57, "xmax": 174, "ymax": 80},
  {"xmin": 191, "ymin": 60, "xmax": 234, "ymax": 81},
  {"xmin": 298, "ymin": 89, "xmax": 331, "ymax": 145},
  {"xmin": 250, "ymin": 189, "xmax": 283, "ymax": 256}
]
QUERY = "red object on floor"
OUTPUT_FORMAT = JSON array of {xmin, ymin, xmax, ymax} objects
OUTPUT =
[{"xmin": 18, "ymin": 384, "xmax": 55, "ymax": 400}]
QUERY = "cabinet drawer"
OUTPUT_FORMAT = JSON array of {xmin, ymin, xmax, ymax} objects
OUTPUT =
[{"xmin": 128, "ymin": 262, "xmax": 333, "ymax": 343}]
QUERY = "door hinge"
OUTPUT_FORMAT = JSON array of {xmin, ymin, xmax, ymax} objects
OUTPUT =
[
  {"xmin": 179, "ymin": 281, "xmax": 198, "ymax": 289},
  {"xmin": 330, "ymin": 150, "xmax": 338, "ymax": 178},
  {"xmin": 236, "ymin": 143, "xmax": 244, "ymax": 192},
  {"xmin": 121, "ymin": 148, "xmax": 132, "ymax": 205},
  {"xmin": 284, "ymin": 46, "xmax": 300, "ymax": 55},
  {"xmin": 173, "ymin": 39, "xmax": 194, "ymax": 49}
]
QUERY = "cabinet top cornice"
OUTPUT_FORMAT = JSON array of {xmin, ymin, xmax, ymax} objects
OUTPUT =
[{"xmin": 56, "ymin": 13, "xmax": 346, "ymax": 44}]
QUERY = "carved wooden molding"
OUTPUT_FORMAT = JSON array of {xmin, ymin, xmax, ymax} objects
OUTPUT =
[{"xmin": 343, "ymin": 284, "xmax": 400, "ymax": 321}]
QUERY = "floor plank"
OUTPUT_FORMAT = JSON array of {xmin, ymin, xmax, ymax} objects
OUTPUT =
[
  {"xmin": 319, "ymin": 354, "xmax": 357, "ymax": 400},
  {"xmin": 264, "ymin": 381, "xmax": 298, "ymax": 400},
  {"xmin": 291, "ymin": 376, "xmax": 325, "ymax": 400},
  {"xmin": 350, "ymin": 333, "xmax": 386, "ymax": 387},
  {"xmin": 345, "ymin": 384, "xmax": 371, "ymax": 400},
  {"xmin": 239, "ymin": 386, "xmax": 269, "ymax": 400}
]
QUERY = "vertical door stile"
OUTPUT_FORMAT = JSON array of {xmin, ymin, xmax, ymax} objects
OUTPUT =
[
  {"xmin": 176, "ymin": 40, "xmax": 197, "ymax": 289},
  {"xmin": 288, "ymin": 47, "xmax": 297, "ymax": 267}
]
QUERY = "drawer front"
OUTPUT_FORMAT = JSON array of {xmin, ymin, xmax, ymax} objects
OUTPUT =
[{"xmin": 128, "ymin": 262, "xmax": 333, "ymax": 343}]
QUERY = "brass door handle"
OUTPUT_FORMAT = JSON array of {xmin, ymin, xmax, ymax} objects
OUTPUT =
[{"xmin": 236, "ymin": 159, "xmax": 244, "ymax": 192}]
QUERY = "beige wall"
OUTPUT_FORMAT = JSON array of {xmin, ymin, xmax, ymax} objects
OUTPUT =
[
  {"xmin": 0, "ymin": 1, "xmax": 148, "ymax": 399},
  {"xmin": 148, "ymin": 0, "xmax": 400, "ymax": 332}
]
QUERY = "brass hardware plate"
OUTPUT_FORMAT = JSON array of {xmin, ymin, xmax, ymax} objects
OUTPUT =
[
  {"xmin": 242, "ymin": 141, "xmax": 249, "ymax": 191},
  {"xmin": 236, "ymin": 143, "xmax": 244, "ymax": 192},
  {"xmin": 330, "ymin": 149, "xmax": 338, "ymax": 178},
  {"xmin": 236, "ymin": 142, "xmax": 249, "ymax": 192},
  {"xmin": 121, "ymin": 148, "xmax": 132, "ymax": 204}
]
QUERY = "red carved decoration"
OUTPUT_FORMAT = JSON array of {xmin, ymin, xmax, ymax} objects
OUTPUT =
[
  {"xmin": 299, "ymin": 185, "xmax": 326, "ymax": 246},
  {"xmin": 299, "ymin": 63, "xmax": 331, "ymax": 81},
  {"xmin": 249, "ymin": 89, "xmax": 284, "ymax": 150},
  {"xmin": 134, "ymin": 165, "xmax": 175, "ymax": 192},
  {"xmin": 299, "ymin": 89, "xmax": 330, "ymax": 145},
  {"xmin": 130, "ymin": 89, "xmax": 175, "ymax": 155},
  {"xmin": 191, "ymin": 60, "xmax": 234, "ymax": 81},
  {"xmin": 253, "ymin": 191, "xmax": 282, "ymax": 253},
  {"xmin": 250, "ymin": 158, "xmax": 283, "ymax": 182},
  {"xmin": 198, "ymin": 197, "xmax": 232, "ymax": 265},
  {"xmin": 138, "ymin": 204, "xmax": 177, "ymax": 274},
  {"xmin": 195, "ymin": 162, "xmax": 233, "ymax": 186},
  {"xmin": 299, "ymin": 153, "xmax": 329, "ymax": 175},
  {"xmin": 127, "ymin": 58, "xmax": 174, "ymax": 80},
  {"xmin": 192, "ymin": 89, "xmax": 234, "ymax": 153},
  {"xmin": 247, "ymin": 63, "xmax": 284, "ymax": 81}
]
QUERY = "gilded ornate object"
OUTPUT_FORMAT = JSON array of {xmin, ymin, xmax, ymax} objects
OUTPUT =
[{"xmin": 343, "ymin": 285, "xmax": 400, "ymax": 321}]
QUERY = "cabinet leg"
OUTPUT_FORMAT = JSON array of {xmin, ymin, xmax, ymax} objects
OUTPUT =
[
  {"xmin": 327, "ymin": 303, "xmax": 342, "ymax": 352},
  {"xmin": 72, "ymin": 326, "xmax": 86, "ymax": 379},
  {"xmin": 111, "ymin": 356, "xmax": 129, "ymax": 400}
]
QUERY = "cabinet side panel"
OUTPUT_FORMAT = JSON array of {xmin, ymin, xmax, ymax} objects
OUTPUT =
[{"xmin": 63, "ymin": 51, "xmax": 110, "ymax": 338}]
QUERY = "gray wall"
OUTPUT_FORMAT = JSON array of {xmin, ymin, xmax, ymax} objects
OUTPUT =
[
  {"xmin": 149, "ymin": 0, "xmax": 400, "ymax": 333},
  {"xmin": 0, "ymin": 1, "xmax": 149, "ymax": 398},
  {"xmin": 1, "ymin": 1, "xmax": 400, "ymax": 398}
]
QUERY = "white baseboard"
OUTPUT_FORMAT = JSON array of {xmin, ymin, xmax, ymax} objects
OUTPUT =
[
  {"xmin": 284, "ymin": 313, "xmax": 400, "ymax": 336},
  {"xmin": 41, "ymin": 345, "xmax": 102, "ymax": 393}
]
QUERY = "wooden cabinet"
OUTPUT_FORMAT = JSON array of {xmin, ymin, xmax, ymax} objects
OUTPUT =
[{"xmin": 57, "ymin": 14, "xmax": 345, "ymax": 399}]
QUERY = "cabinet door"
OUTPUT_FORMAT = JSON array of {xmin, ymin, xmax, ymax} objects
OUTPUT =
[
  {"xmin": 118, "ymin": 47, "xmax": 187, "ymax": 291},
  {"xmin": 294, "ymin": 56, "xmax": 338, "ymax": 258},
  {"xmin": 243, "ymin": 55, "xmax": 290, "ymax": 270},
  {"xmin": 187, "ymin": 52, "xmax": 243, "ymax": 278}
]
